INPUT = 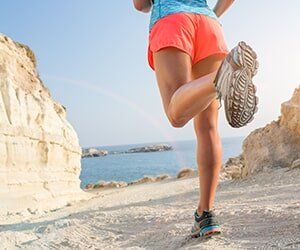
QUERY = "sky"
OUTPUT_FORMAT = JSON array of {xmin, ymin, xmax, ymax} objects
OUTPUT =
[{"xmin": 1, "ymin": 1, "xmax": 299, "ymax": 147}]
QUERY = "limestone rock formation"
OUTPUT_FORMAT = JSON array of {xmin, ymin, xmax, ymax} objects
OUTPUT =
[
  {"xmin": 242, "ymin": 87, "xmax": 300, "ymax": 175},
  {"xmin": 92, "ymin": 181, "xmax": 128, "ymax": 189},
  {"xmin": 177, "ymin": 168, "xmax": 197, "ymax": 179},
  {"xmin": 220, "ymin": 155, "xmax": 246, "ymax": 179},
  {"xmin": 86, "ymin": 174, "xmax": 171, "ymax": 190},
  {"xmin": 0, "ymin": 34, "xmax": 87, "ymax": 215},
  {"xmin": 125, "ymin": 174, "xmax": 170, "ymax": 186}
]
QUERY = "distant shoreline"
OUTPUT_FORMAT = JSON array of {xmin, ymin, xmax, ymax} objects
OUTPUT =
[
  {"xmin": 82, "ymin": 143, "xmax": 173, "ymax": 158},
  {"xmin": 80, "ymin": 136, "xmax": 245, "ymax": 151},
  {"xmin": 79, "ymin": 138, "xmax": 245, "ymax": 188}
]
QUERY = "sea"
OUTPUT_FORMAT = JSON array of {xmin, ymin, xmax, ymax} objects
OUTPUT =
[{"xmin": 79, "ymin": 136, "xmax": 244, "ymax": 188}]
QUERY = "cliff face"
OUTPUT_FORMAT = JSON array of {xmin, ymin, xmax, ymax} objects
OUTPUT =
[
  {"xmin": 0, "ymin": 34, "xmax": 86, "ymax": 215},
  {"xmin": 221, "ymin": 86, "xmax": 300, "ymax": 179},
  {"xmin": 242, "ymin": 87, "xmax": 300, "ymax": 175}
]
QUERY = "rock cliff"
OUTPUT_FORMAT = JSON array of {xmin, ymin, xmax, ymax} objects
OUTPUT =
[
  {"xmin": 223, "ymin": 86, "xmax": 300, "ymax": 178},
  {"xmin": 242, "ymin": 86, "xmax": 300, "ymax": 174},
  {"xmin": 0, "ymin": 34, "xmax": 86, "ymax": 215}
]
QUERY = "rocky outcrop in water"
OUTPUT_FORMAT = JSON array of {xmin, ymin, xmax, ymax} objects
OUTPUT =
[
  {"xmin": 82, "ymin": 148, "xmax": 108, "ymax": 158},
  {"xmin": 82, "ymin": 144, "xmax": 173, "ymax": 158},
  {"xmin": 0, "ymin": 34, "xmax": 87, "ymax": 215},
  {"xmin": 127, "ymin": 144, "xmax": 172, "ymax": 153}
]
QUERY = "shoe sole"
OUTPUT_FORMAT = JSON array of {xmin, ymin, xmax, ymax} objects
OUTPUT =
[
  {"xmin": 191, "ymin": 229, "xmax": 221, "ymax": 239},
  {"xmin": 224, "ymin": 41, "xmax": 259, "ymax": 128}
]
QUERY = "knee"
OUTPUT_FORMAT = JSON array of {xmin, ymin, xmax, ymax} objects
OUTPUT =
[
  {"xmin": 198, "ymin": 120, "xmax": 218, "ymax": 132},
  {"xmin": 198, "ymin": 124, "xmax": 219, "ymax": 135},
  {"xmin": 194, "ymin": 102, "xmax": 220, "ymax": 134},
  {"xmin": 194, "ymin": 116, "xmax": 218, "ymax": 135},
  {"xmin": 167, "ymin": 107, "xmax": 186, "ymax": 128},
  {"xmin": 168, "ymin": 113, "xmax": 186, "ymax": 128},
  {"xmin": 168, "ymin": 117, "xmax": 185, "ymax": 128}
]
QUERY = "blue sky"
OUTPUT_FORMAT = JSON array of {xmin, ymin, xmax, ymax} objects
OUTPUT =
[{"xmin": 1, "ymin": 1, "xmax": 299, "ymax": 147}]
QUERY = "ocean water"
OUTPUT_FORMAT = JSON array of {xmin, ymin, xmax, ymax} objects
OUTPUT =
[{"xmin": 80, "ymin": 137, "xmax": 244, "ymax": 187}]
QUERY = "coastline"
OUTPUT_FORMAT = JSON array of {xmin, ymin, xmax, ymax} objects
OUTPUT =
[{"xmin": 80, "ymin": 137, "xmax": 244, "ymax": 188}]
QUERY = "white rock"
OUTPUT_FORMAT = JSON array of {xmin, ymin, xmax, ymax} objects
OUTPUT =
[{"xmin": 0, "ymin": 34, "xmax": 89, "ymax": 215}]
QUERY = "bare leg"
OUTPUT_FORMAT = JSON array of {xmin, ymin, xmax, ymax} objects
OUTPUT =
[
  {"xmin": 153, "ymin": 48, "xmax": 193, "ymax": 126},
  {"xmin": 153, "ymin": 48, "xmax": 225, "ymax": 214},
  {"xmin": 168, "ymin": 71, "xmax": 220, "ymax": 126},
  {"xmin": 193, "ymin": 101, "xmax": 222, "ymax": 213},
  {"xmin": 153, "ymin": 48, "xmax": 224, "ymax": 127},
  {"xmin": 192, "ymin": 58, "xmax": 224, "ymax": 214}
]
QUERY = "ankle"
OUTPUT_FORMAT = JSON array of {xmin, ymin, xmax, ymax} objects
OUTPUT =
[{"xmin": 197, "ymin": 206, "xmax": 213, "ymax": 216}]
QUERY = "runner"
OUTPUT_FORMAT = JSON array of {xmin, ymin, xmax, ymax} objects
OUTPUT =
[{"xmin": 133, "ymin": 0, "xmax": 258, "ymax": 238}]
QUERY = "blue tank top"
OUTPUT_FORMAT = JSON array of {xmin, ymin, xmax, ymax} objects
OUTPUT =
[{"xmin": 149, "ymin": 0, "xmax": 218, "ymax": 30}]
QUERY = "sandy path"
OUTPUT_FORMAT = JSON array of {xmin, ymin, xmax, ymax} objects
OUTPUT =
[{"xmin": 1, "ymin": 167, "xmax": 299, "ymax": 249}]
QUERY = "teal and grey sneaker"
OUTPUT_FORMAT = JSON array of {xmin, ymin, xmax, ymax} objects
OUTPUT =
[
  {"xmin": 191, "ymin": 210, "xmax": 221, "ymax": 238},
  {"xmin": 215, "ymin": 41, "xmax": 259, "ymax": 128}
]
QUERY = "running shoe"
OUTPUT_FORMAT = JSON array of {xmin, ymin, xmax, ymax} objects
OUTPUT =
[
  {"xmin": 215, "ymin": 41, "xmax": 259, "ymax": 128},
  {"xmin": 191, "ymin": 210, "xmax": 221, "ymax": 238}
]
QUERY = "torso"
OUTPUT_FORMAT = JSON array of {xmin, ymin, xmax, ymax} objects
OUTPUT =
[{"xmin": 149, "ymin": 0, "xmax": 218, "ymax": 30}]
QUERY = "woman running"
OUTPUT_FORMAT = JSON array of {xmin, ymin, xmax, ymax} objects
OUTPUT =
[{"xmin": 133, "ymin": 0, "xmax": 258, "ymax": 238}]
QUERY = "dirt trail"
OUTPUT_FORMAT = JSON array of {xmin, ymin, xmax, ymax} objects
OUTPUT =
[{"xmin": 1, "ymin": 167, "xmax": 299, "ymax": 249}]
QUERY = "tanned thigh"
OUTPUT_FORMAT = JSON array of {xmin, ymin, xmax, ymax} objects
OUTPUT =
[
  {"xmin": 192, "ymin": 54, "xmax": 226, "ymax": 128},
  {"xmin": 153, "ymin": 47, "xmax": 193, "ymax": 114}
]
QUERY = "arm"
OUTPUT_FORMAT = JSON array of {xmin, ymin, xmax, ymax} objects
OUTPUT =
[
  {"xmin": 133, "ymin": 0, "xmax": 152, "ymax": 13},
  {"xmin": 213, "ymin": 0, "xmax": 235, "ymax": 17}
]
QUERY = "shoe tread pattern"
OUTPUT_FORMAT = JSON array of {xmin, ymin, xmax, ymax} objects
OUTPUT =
[{"xmin": 225, "ymin": 41, "xmax": 259, "ymax": 128}]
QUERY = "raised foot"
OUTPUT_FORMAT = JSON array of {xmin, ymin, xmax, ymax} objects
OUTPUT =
[
  {"xmin": 220, "ymin": 41, "xmax": 260, "ymax": 128},
  {"xmin": 231, "ymin": 41, "xmax": 259, "ymax": 76}
]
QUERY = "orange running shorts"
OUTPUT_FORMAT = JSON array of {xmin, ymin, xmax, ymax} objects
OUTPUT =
[{"xmin": 148, "ymin": 13, "xmax": 228, "ymax": 70}]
